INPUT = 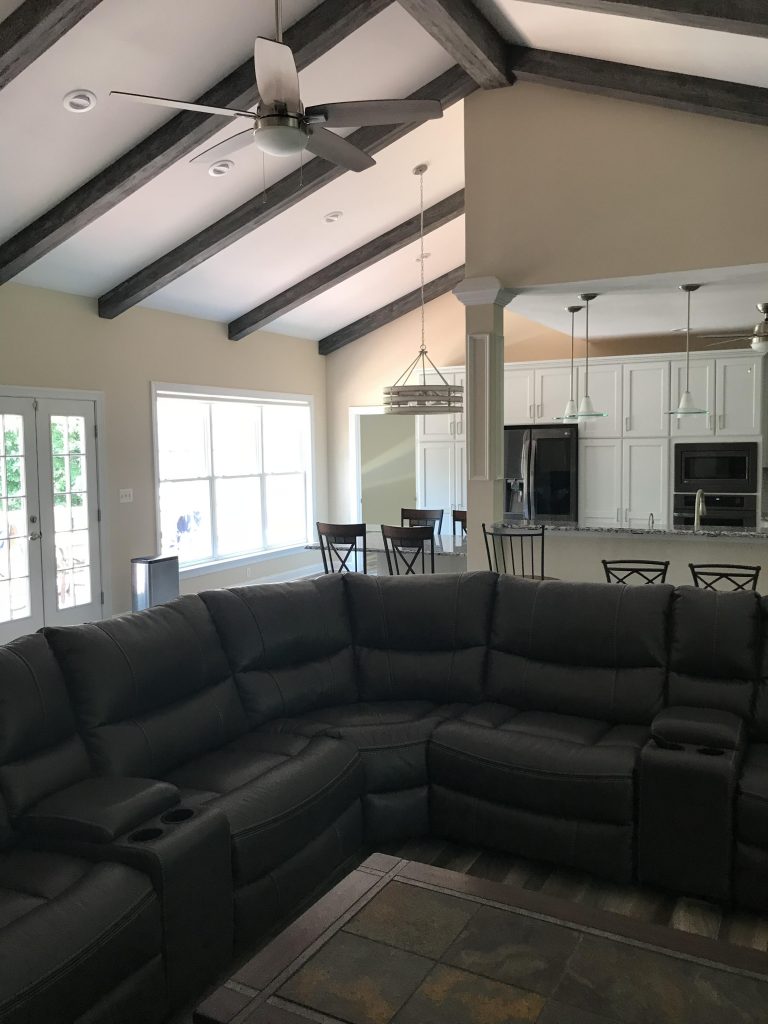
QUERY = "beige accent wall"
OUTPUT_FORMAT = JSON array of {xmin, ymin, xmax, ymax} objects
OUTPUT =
[
  {"xmin": 0, "ymin": 284, "xmax": 327, "ymax": 612},
  {"xmin": 465, "ymin": 82, "xmax": 768, "ymax": 285}
]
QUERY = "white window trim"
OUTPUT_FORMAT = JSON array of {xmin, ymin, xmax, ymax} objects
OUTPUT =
[{"xmin": 151, "ymin": 382, "xmax": 316, "ymax": 575}]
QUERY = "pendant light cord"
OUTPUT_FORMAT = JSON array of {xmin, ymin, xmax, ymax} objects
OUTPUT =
[
  {"xmin": 275, "ymin": 0, "xmax": 283, "ymax": 42},
  {"xmin": 584, "ymin": 297, "xmax": 590, "ymax": 397},
  {"xmin": 570, "ymin": 310, "xmax": 575, "ymax": 402},
  {"xmin": 418, "ymin": 168, "xmax": 427, "ymax": 382},
  {"xmin": 685, "ymin": 286, "xmax": 691, "ymax": 393}
]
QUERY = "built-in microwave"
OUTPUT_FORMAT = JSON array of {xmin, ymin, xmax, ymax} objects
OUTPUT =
[{"xmin": 674, "ymin": 442, "xmax": 759, "ymax": 494}]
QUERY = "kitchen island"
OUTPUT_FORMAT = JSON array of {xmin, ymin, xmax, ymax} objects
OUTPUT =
[{"xmin": 491, "ymin": 521, "xmax": 768, "ymax": 587}]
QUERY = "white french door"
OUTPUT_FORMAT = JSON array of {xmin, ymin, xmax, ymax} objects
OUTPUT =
[{"xmin": 0, "ymin": 395, "xmax": 103, "ymax": 643}]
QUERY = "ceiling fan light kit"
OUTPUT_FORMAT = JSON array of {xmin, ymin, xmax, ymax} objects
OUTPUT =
[
  {"xmin": 384, "ymin": 165, "xmax": 463, "ymax": 417},
  {"xmin": 669, "ymin": 283, "xmax": 708, "ymax": 417}
]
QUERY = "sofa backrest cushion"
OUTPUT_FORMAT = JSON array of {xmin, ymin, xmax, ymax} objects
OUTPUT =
[
  {"xmin": 754, "ymin": 596, "xmax": 768, "ymax": 740},
  {"xmin": 487, "ymin": 577, "xmax": 672, "ymax": 724},
  {"xmin": 669, "ymin": 587, "xmax": 760, "ymax": 720},
  {"xmin": 45, "ymin": 596, "xmax": 246, "ymax": 778},
  {"xmin": 345, "ymin": 572, "xmax": 495, "ymax": 703},
  {"xmin": 0, "ymin": 634, "xmax": 90, "ymax": 840},
  {"xmin": 201, "ymin": 575, "xmax": 357, "ymax": 727}
]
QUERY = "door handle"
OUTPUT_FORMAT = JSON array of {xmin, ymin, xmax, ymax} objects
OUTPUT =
[
  {"xmin": 625, "ymin": 416, "xmax": 630, "ymax": 432},
  {"xmin": 718, "ymin": 413, "xmax": 725, "ymax": 430},
  {"xmin": 616, "ymin": 508, "xmax": 621, "ymax": 523},
  {"xmin": 528, "ymin": 404, "xmax": 534, "ymax": 421},
  {"xmin": 536, "ymin": 404, "xmax": 543, "ymax": 419},
  {"xmin": 707, "ymin": 414, "xmax": 713, "ymax": 432},
  {"xmin": 624, "ymin": 508, "xmax": 629, "ymax": 523}
]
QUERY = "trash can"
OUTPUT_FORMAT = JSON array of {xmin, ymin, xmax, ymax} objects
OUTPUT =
[{"xmin": 131, "ymin": 555, "xmax": 179, "ymax": 612}]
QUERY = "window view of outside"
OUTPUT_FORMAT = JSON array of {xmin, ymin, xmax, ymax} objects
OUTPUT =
[
  {"xmin": 156, "ymin": 394, "xmax": 312, "ymax": 566},
  {"xmin": 0, "ymin": 415, "xmax": 31, "ymax": 622},
  {"xmin": 51, "ymin": 416, "xmax": 91, "ymax": 610}
]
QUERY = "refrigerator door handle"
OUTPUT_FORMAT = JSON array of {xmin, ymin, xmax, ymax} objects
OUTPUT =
[
  {"xmin": 521, "ymin": 431, "xmax": 530, "ymax": 519},
  {"xmin": 529, "ymin": 438, "xmax": 537, "ymax": 521}
]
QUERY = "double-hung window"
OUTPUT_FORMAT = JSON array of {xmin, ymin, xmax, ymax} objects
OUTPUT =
[{"xmin": 153, "ymin": 385, "xmax": 313, "ymax": 568}]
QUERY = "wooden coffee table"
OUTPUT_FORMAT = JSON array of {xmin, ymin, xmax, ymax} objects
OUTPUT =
[{"xmin": 195, "ymin": 853, "xmax": 768, "ymax": 1024}]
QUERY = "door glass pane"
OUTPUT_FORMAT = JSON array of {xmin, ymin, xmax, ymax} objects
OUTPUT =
[
  {"xmin": 215, "ymin": 477, "xmax": 262, "ymax": 556},
  {"xmin": 159, "ymin": 480, "xmax": 212, "ymax": 563},
  {"xmin": 265, "ymin": 474, "xmax": 306, "ymax": 547},
  {"xmin": 0, "ymin": 414, "xmax": 31, "ymax": 622},
  {"xmin": 50, "ymin": 416, "xmax": 92, "ymax": 611}
]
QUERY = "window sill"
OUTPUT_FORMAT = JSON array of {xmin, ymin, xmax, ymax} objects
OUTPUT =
[{"xmin": 179, "ymin": 545, "xmax": 308, "ymax": 580}]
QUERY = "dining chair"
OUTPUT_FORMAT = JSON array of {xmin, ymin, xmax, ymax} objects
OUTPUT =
[
  {"xmin": 452, "ymin": 509, "xmax": 467, "ymax": 535},
  {"xmin": 602, "ymin": 559, "xmax": 670, "ymax": 585},
  {"xmin": 381, "ymin": 524, "xmax": 435, "ymax": 575},
  {"xmin": 316, "ymin": 522, "xmax": 367, "ymax": 574},
  {"xmin": 688, "ymin": 563, "xmax": 760, "ymax": 592},
  {"xmin": 400, "ymin": 507, "xmax": 444, "ymax": 533},
  {"xmin": 482, "ymin": 524, "xmax": 549, "ymax": 579}
]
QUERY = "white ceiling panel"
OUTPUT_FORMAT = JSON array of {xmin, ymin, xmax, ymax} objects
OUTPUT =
[
  {"xmin": 15, "ymin": 4, "xmax": 456, "ymax": 301},
  {"xmin": 0, "ymin": 0, "xmax": 319, "ymax": 240},
  {"xmin": 141, "ymin": 101, "xmax": 464, "ymax": 323},
  {"xmin": 477, "ymin": 1, "xmax": 768, "ymax": 88},
  {"xmin": 508, "ymin": 264, "xmax": 768, "ymax": 339},
  {"xmin": 266, "ymin": 214, "xmax": 465, "ymax": 341}
]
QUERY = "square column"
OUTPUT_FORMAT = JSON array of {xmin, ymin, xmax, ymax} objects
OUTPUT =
[{"xmin": 453, "ymin": 278, "xmax": 509, "ymax": 571}]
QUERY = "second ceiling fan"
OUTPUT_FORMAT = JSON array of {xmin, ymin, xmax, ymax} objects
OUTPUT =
[{"xmin": 110, "ymin": 1, "xmax": 443, "ymax": 173}]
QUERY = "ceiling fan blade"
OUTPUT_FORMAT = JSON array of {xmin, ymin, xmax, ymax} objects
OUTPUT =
[
  {"xmin": 306, "ymin": 127, "xmax": 374, "ymax": 172},
  {"xmin": 190, "ymin": 128, "xmax": 254, "ymax": 165},
  {"xmin": 110, "ymin": 90, "xmax": 256, "ymax": 120},
  {"xmin": 254, "ymin": 37, "xmax": 300, "ymax": 109},
  {"xmin": 305, "ymin": 98, "xmax": 443, "ymax": 128}
]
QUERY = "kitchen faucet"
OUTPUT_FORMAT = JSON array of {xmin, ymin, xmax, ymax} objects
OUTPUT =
[{"xmin": 694, "ymin": 489, "xmax": 707, "ymax": 532}]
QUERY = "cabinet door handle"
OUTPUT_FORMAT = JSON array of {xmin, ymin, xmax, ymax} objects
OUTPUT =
[
  {"xmin": 625, "ymin": 416, "xmax": 630, "ymax": 432},
  {"xmin": 537, "ymin": 404, "xmax": 543, "ymax": 419},
  {"xmin": 708, "ymin": 414, "xmax": 713, "ymax": 432},
  {"xmin": 718, "ymin": 413, "xmax": 725, "ymax": 430},
  {"xmin": 624, "ymin": 508, "xmax": 629, "ymax": 523},
  {"xmin": 616, "ymin": 508, "xmax": 621, "ymax": 524},
  {"xmin": 529, "ymin": 404, "xmax": 534, "ymax": 420},
  {"xmin": 450, "ymin": 421, "xmax": 454, "ymax": 436}
]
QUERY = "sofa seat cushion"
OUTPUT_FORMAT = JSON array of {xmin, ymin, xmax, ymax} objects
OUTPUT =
[
  {"xmin": 430, "ymin": 705, "xmax": 648, "ymax": 825},
  {"xmin": 165, "ymin": 731, "xmax": 364, "ymax": 883},
  {"xmin": 0, "ymin": 849, "xmax": 162, "ymax": 1023},
  {"xmin": 262, "ymin": 701, "xmax": 467, "ymax": 794},
  {"xmin": 737, "ymin": 743, "xmax": 768, "ymax": 849}
]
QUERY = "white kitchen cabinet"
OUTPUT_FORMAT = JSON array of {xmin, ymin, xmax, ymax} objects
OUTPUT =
[
  {"xmin": 415, "ymin": 440, "xmax": 465, "ymax": 534},
  {"xmin": 577, "ymin": 362, "xmax": 622, "ymax": 438},
  {"xmin": 504, "ymin": 368, "xmax": 535, "ymax": 425},
  {"xmin": 579, "ymin": 439, "xmax": 622, "ymax": 527},
  {"xmin": 670, "ymin": 358, "xmax": 715, "ymax": 437},
  {"xmin": 535, "ymin": 365, "xmax": 573, "ymax": 422},
  {"xmin": 623, "ymin": 362, "xmax": 670, "ymax": 437},
  {"xmin": 416, "ymin": 371, "xmax": 462, "ymax": 443},
  {"xmin": 622, "ymin": 438, "xmax": 669, "ymax": 529},
  {"xmin": 716, "ymin": 356, "xmax": 761, "ymax": 436}
]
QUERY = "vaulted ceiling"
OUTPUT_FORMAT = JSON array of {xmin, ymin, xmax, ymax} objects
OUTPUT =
[{"xmin": 1, "ymin": 0, "xmax": 767, "ymax": 351}]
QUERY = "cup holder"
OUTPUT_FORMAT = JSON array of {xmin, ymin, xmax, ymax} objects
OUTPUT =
[
  {"xmin": 161, "ymin": 807, "xmax": 195, "ymax": 824},
  {"xmin": 697, "ymin": 746, "xmax": 725, "ymax": 757},
  {"xmin": 129, "ymin": 827, "xmax": 164, "ymax": 843}
]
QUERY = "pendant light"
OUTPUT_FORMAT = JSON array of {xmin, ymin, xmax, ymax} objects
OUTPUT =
[
  {"xmin": 577, "ymin": 292, "xmax": 607, "ymax": 418},
  {"xmin": 383, "ymin": 164, "xmax": 463, "ymax": 415},
  {"xmin": 668, "ymin": 283, "xmax": 707, "ymax": 418},
  {"xmin": 555, "ymin": 303, "xmax": 583, "ymax": 421}
]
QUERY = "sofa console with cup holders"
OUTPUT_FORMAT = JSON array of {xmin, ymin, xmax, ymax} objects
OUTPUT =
[{"xmin": 2, "ymin": 572, "xmax": 768, "ymax": 1021}]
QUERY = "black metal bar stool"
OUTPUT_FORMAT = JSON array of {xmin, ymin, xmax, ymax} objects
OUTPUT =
[
  {"xmin": 452, "ymin": 509, "xmax": 466, "ymax": 535},
  {"xmin": 316, "ymin": 522, "xmax": 367, "ymax": 574},
  {"xmin": 602, "ymin": 559, "xmax": 670, "ymax": 585},
  {"xmin": 482, "ymin": 524, "xmax": 550, "ymax": 580},
  {"xmin": 689, "ymin": 563, "xmax": 761, "ymax": 591},
  {"xmin": 382, "ymin": 524, "xmax": 435, "ymax": 575},
  {"xmin": 400, "ymin": 507, "xmax": 444, "ymax": 533}
]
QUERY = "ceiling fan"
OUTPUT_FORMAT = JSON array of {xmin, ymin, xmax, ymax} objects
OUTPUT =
[
  {"xmin": 110, "ymin": 1, "xmax": 443, "ymax": 173},
  {"xmin": 675, "ymin": 302, "xmax": 768, "ymax": 355}
]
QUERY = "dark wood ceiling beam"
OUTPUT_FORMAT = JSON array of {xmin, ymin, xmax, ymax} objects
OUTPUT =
[
  {"xmin": 0, "ymin": 0, "xmax": 391, "ymax": 285},
  {"xmin": 0, "ymin": 0, "xmax": 104, "ymax": 90},
  {"xmin": 229, "ymin": 190, "xmax": 465, "ymax": 341},
  {"xmin": 397, "ymin": 0, "xmax": 509, "ymax": 88},
  {"xmin": 318, "ymin": 265, "xmax": 465, "ymax": 355},
  {"xmin": 509, "ymin": 46, "xmax": 768, "ymax": 127},
  {"xmin": 98, "ymin": 65, "xmax": 476, "ymax": 319},
  {"xmin": 511, "ymin": 1, "xmax": 768, "ymax": 38}
]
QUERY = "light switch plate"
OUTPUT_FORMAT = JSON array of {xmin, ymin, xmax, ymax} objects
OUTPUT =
[{"xmin": 119, "ymin": 488, "xmax": 133, "ymax": 504}]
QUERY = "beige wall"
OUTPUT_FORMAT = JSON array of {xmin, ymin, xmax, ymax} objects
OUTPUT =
[
  {"xmin": 360, "ymin": 414, "xmax": 417, "ymax": 524},
  {"xmin": 0, "ymin": 284, "xmax": 327, "ymax": 612},
  {"xmin": 465, "ymin": 82, "xmax": 768, "ymax": 285}
]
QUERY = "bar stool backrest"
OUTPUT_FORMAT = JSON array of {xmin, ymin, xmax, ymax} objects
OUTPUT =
[
  {"xmin": 602, "ymin": 559, "xmax": 670, "ymax": 585},
  {"xmin": 400, "ymin": 507, "xmax": 444, "ymax": 533},
  {"xmin": 689, "ymin": 563, "xmax": 761, "ymax": 592},
  {"xmin": 382, "ymin": 524, "xmax": 435, "ymax": 575},
  {"xmin": 316, "ymin": 522, "xmax": 367, "ymax": 574},
  {"xmin": 452, "ymin": 509, "xmax": 467, "ymax": 535},
  {"xmin": 482, "ymin": 524, "xmax": 545, "ymax": 580}
]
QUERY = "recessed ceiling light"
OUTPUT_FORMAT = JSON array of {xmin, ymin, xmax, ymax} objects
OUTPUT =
[
  {"xmin": 324, "ymin": 210, "xmax": 343, "ymax": 223},
  {"xmin": 63, "ymin": 89, "xmax": 97, "ymax": 113},
  {"xmin": 209, "ymin": 159, "xmax": 234, "ymax": 177}
]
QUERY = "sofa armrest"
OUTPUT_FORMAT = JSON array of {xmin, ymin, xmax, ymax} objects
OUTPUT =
[
  {"xmin": 651, "ymin": 707, "xmax": 745, "ymax": 752},
  {"xmin": 21, "ymin": 777, "xmax": 179, "ymax": 843}
]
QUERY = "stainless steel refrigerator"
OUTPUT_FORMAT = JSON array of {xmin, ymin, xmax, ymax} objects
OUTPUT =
[{"xmin": 504, "ymin": 425, "xmax": 578, "ymax": 521}]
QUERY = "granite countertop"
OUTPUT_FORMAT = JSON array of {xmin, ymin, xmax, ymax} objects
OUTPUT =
[{"xmin": 491, "ymin": 520, "xmax": 768, "ymax": 541}]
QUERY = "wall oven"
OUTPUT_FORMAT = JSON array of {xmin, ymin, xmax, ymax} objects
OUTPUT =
[
  {"xmin": 674, "ymin": 442, "xmax": 759, "ymax": 494},
  {"xmin": 673, "ymin": 492, "xmax": 757, "ymax": 530}
]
